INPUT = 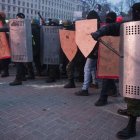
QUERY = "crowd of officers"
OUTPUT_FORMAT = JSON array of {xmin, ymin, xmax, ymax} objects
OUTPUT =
[{"xmin": 0, "ymin": 2, "xmax": 140, "ymax": 139}]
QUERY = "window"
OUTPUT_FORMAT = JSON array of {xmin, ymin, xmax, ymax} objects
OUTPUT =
[
  {"xmin": 13, "ymin": 0, "xmax": 16, "ymax": 4},
  {"xmin": 13, "ymin": 6, "xmax": 16, "ymax": 12},
  {"xmin": 22, "ymin": 2, "xmax": 25, "ymax": 6},
  {"xmin": 18, "ymin": 8, "xmax": 20, "ymax": 12},
  {"xmin": 8, "ymin": 6, "xmax": 11, "ymax": 12},
  {"xmin": 8, "ymin": 13, "xmax": 10, "ymax": 18},
  {"xmin": 18, "ymin": 1, "xmax": 20, "ymax": 5},
  {"xmin": 23, "ymin": 8, "xmax": 25, "ymax": 13},
  {"xmin": 2, "ymin": 5, "xmax": 5, "ymax": 11},
  {"xmin": 13, "ymin": 14, "xmax": 16, "ymax": 18},
  {"xmin": 27, "ymin": 2, "xmax": 29, "ymax": 7},
  {"xmin": 27, "ymin": 9, "xmax": 29, "ymax": 13}
]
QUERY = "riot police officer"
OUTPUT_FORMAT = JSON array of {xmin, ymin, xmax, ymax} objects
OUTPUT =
[
  {"xmin": 94, "ymin": 11, "xmax": 118, "ymax": 106},
  {"xmin": 63, "ymin": 20, "xmax": 85, "ymax": 88},
  {"xmin": 91, "ymin": 2, "xmax": 140, "ymax": 139},
  {"xmin": 10, "ymin": 13, "xmax": 27, "ymax": 86},
  {"xmin": 0, "ymin": 12, "xmax": 10, "ymax": 78}
]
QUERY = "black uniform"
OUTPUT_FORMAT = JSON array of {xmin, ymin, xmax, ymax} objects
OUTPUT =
[
  {"xmin": 0, "ymin": 15, "xmax": 10, "ymax": 77},
  {"xmin": 26, "ymin": 23, "xmax": 42, "ymax": 79},
  {"xmin": 45, "ymin": 21, "xmax": 61, "ymax": 83},
  {"xmin": 63, "ymin": 23, "xmax": 86, "ymax": 88}
]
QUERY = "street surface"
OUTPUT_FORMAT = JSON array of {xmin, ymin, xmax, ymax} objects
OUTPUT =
[{"xmin": 0, "ymin": 68, "xmax": 140, "ymax": 140}]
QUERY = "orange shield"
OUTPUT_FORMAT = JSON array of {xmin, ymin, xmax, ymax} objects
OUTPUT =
[
  {"xmin": 59, "ymin": 29, "xmax": 77, "ymax": 61},
  {"xmin": 97, "ymin": 36, "xmax": 120, "ymax": 79},
  {"xmin": 0, "ymin": 21, "xmax": 11, "ymax": 59},
  {"xmin": 75, "ymin": 19, "xmax": 97, "ymax": 57}
]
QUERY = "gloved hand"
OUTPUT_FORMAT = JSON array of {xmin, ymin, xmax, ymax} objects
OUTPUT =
[{"xmin": 91, "ymin": 32, "xmax": 100, "ymax": 41}]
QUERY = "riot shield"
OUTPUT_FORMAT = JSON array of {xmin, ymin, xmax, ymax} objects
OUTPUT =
[
  {"xmin": 0, "ymin": 21, "xmax": 11, "ymax": 59},
  {"xmin": 75, "ymin": 19, "xmax": 97, "ymax": 57},
  {"xmin": 41, "ymin": 26, "xmax": 61, "ymax": 65},
  {"xmin": 9, "ymin": 19, "xmax": 33, "ymax": 62},
  {"xmin": 97, "ymin": 36, "xmax": 120, "ymax": 79},
  {"xmin": 121, "ymin": 21, "xmax": 140, "ymax": 99},
  {"xmin": 59, "ymin": 29, "xmax": 77, "ymax": 61}
]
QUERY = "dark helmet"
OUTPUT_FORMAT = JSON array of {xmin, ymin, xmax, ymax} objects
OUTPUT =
[
  {"xmin": 0, "ymin": 11, "xmax": 6, "ymax": 19},
  {"xmin": 86, "ymin": 10, "xmax": 100, "ymax": 22},
  {"xmin": 62, "ymin": 20, "xmax": 72, "ymax": 27},
  {"xmin": 87, "ymin": 10, "xmax": 100, "ymax": 21},
  {"xmin": 48, "ymin": 18, "xmax": 59, "ymax": 26},
  {"xmin": 52, "ymin": 19, "xmax": 59, "ymax": 25},
  {"xmin": 16, "ymin": 13, "xmax": 25, "ymax": 19},
  {"xmin": 106, "ymin": 11, "xmax": 117, "ymax": 23},
  {"xmin": 132, "ymin": 2, "xmax": 140, "ymax": 21},
  {"xmin": 0, "ymin": 11, "xmax": 6, "ymax": 24}
]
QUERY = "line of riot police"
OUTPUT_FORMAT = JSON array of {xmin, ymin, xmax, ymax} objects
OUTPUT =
[{"xmin": 0, "ymin": 2, "xmax": 140, "ymax": 139}]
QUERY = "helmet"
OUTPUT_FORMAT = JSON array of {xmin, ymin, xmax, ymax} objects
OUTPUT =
[
  {"xmin": 62, "ymin": 20, "xmax": 72, "ymax": 27},
  {"xmin": 0, "ymin": 11, "xmax": 6, "ymax": 20},
  {"xmin": 132, "ymin": 3, "xmax": 140, "ymax": 21},
  {"xmin": 50, "ymin": 18, "xmax": 59, "ymax": 26},
  {"xmin": 86, "ymin": 10, "xmax": 100, "ymax": 22},
  {"xmin": 16, "ymin": 13, "xmax": 25, "ymax": 19},
  {"xmin": 106, "ymin": 11, "xmax": 117, "ymax": 23}
]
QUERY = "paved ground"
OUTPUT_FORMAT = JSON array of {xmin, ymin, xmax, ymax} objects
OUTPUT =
[{"xmin": 0, "ymin": 69, "xmax": 140, "ymax": 140}]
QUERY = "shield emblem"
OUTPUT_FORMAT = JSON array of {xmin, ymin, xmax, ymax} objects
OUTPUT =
[
  {"xmin": 75, "ymin": 19, "xmax": 97, "ymax": 57},
  {"xmin": 59, "ymin": 29, "xmax": 77, "ymax": 61},
  {"xmin": 9, "ymin": 19, "xmax": 33, "ymax": 62},
  {"xmin": 97, "ymin": 36, "xmax": 120, "ymax": 79},
  {"xmin": 0, "ymin": 21, "xmax": 11, "ymax": 59}
]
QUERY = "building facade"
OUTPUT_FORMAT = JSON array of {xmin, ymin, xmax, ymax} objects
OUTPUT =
[{"xmin": 0, "ymin": 0, "xmax": 83, "ymax": 20}]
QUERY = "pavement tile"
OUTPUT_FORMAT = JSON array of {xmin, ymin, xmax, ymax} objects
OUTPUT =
[{"xmin": 0, "ymin": 72, "xmax": 140, "ymax": 140}]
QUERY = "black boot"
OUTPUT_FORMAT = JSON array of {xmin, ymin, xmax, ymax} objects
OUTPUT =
[
  {"xmin": 22, "ymin": 76, "xmax": 27, "ymax": 81},
  {"xmin": 9, "ymin": 79, "xmax": 22, "ymax": 86},
  {"xmin": 1, "ymin": 71, "xmax": 9, "ymax": 77},
  {"xmin": 116, "ymin": 116, "xmax": 137, "ymax": 139},
  {"xmin": 75, "ymin": 90, "xmax": 89, "ymax": 96},
  {"xmin": 108, "ymin": 89, "xmax": 118, "ymax": 97},
  {"xmin": 64, "ymin": 80, "xmax": 75, "ymax": 88},
  {"xmin": 46, "ymin": 77, "xmax": 56, "ymax": 83},
  {"xmin": 117, "ymin": 109, "xmax": 129, "ymax": 116},
  {"xmin": 26, "ymin": 64, "xmax": 35, "ymax": 79},
  {"xmin": 26, "ymin": 74, "xmax": 35, "ymax": 80},
  {"xmin": 94, "ymin": 97, "xmax": 108, "ymax": 106}
]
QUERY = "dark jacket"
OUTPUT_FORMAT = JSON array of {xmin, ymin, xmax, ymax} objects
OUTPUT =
[
  {"xmin": 63, "ymin": 24, "xmax": 75, "ymax": 31},
  {"xmin": 0, "ymin": 26, "xmax": 9, "ymax": 32},
  {"xmin": 32, "ymin": 24, "xmax": 41, "ymax": 56},
  {"xmin": 91, "ymin": 22, "xmax": 121, "ymax": 39}
]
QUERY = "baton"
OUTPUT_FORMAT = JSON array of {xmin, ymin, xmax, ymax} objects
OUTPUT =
[
  {"xmin": 98, "ymin": 38, "xmax": 123, "ymax": 58},
  {"xmin": 38, "ymin": 12, "xmax": 46, "ymax": 25}
]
